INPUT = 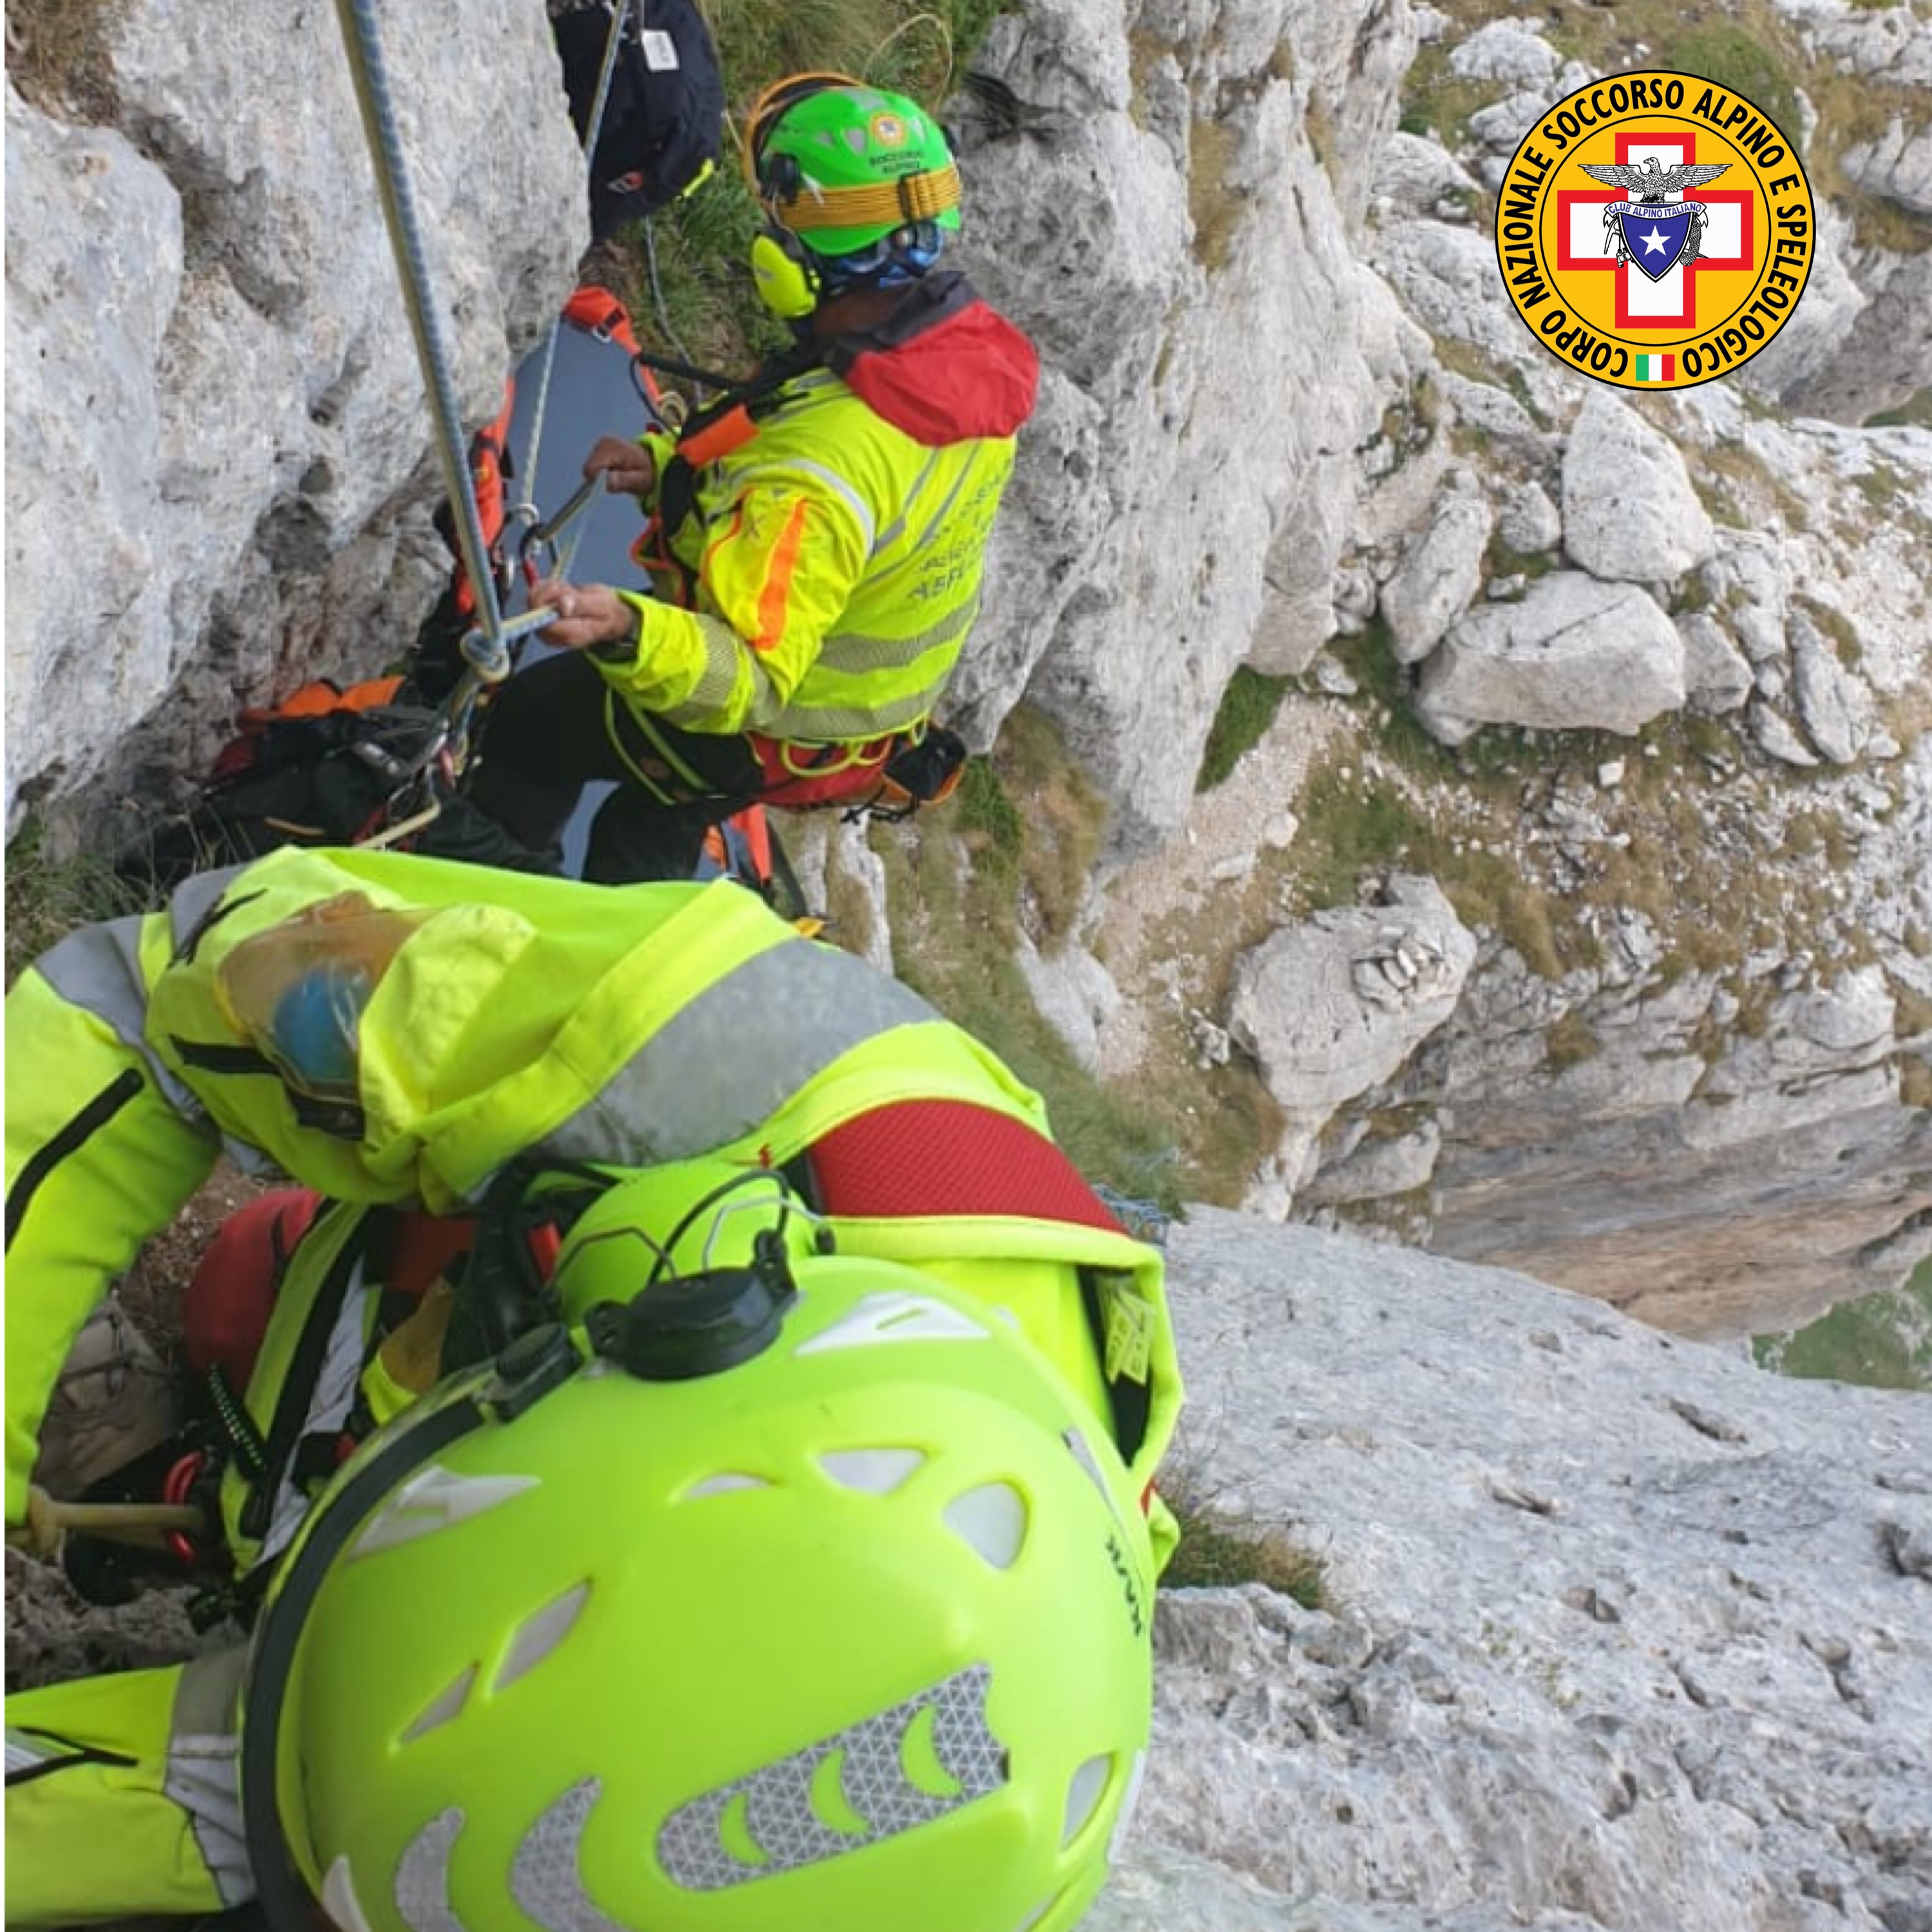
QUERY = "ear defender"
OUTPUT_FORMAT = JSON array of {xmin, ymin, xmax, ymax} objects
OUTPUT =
[{"xmin": 749, "ymin": 224, "xmax": 820, "ymax": 319}]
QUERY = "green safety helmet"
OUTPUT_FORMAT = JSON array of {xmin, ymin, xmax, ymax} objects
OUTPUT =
[
  {"xmin": 241, "ymin": 1166, "xmax": 1155, "ymax": 1932},
  {"xmin": 743, "ymin": 72, "xmax": 962, "ymax": 257}
]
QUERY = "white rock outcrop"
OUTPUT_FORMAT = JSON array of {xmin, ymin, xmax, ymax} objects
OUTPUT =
[
  {"xmin": 1379, "ymin": 488, "xmax": 1492, "ymax": 664},
  {"xmin": 1113, "ymin": 1213, "xmax": 1932, "ymax": 1932},
  {"xmin": 1228, "ymin": 876, "xmax": 1477, "ymax": 1117},
  {"xmin": 1560, "ymin": 392, "xmax": 1716, "ymax": 585},
  {"xmin": 1416, "ymin": 574, "xmax": 1686, "ymax": 746}
]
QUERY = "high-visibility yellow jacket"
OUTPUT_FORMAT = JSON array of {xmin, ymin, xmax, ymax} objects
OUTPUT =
[
  {"xmin": 598, "ymin": 274, "xmax": 1038, "ymax": 744},
  {"xmin": 5, "ymin": 849, "xmax": 1178, "ymax": 1926}
]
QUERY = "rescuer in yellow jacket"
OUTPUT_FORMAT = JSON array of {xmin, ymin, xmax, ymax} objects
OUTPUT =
[
  {"xmin": 450, "ymin": 75, "xmax": 1039, "ymax": 882},
  {"xmin": 5, "ymin": 847, "xmax": 1179, "ymax": 1932}
]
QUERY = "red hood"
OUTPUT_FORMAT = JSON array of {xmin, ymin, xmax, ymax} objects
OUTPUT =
[{"xmin": 830, "ymin": 279, "xmax": 1040, "ymax": 446}]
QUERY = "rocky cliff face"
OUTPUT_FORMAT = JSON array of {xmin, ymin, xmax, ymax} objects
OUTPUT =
[
  {"xmin": 4, "ymin": 0, "xmax": 585, "ymax": 829},
  {"xmin": 1098, "ymin": 1212, "xmax": 1932, "ymax": 1932},
  {"xmin": 6, "ymin": 0, "xmax": 1929, "ymax": 1328},
  {"xmin": 952, "ymin": 0, "xmax": 1932, "ymax": 1333}
]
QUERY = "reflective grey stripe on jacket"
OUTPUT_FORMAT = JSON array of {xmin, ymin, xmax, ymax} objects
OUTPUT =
[
  {"xmin": 760, "ymin": 593, "xmax": 978, "ymax": 740},
  {"xmin": 34, "ymin": 867, "xmax": 276, "ymax": 1174},
  {"xmin": 536, "ymin": 937, "xmax": 937, "ymax": 1172},
  {"xmin": 164, "ymin": 1648, "xmax": 254, "ymax": 1907}
]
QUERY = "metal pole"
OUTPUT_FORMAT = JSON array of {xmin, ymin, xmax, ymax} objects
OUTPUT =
[{"xmin": 330, "ymin": 0, "xmax": 509, "ymax": 664}]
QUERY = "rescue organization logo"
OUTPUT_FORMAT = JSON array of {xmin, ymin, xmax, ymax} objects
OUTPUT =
[{"xmin": 1496, "ymin": 71, "xmax": 1813, "ymax": 391}]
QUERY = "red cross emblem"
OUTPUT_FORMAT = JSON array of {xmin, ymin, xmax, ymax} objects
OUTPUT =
[{"xmin": 1557, "ymin": 131, "xmax": 1756, "ymax": 329}]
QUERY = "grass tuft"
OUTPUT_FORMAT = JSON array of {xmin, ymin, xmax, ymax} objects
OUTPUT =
[
  {"xmin": 1197, "ymin": 667, "xmax": 1294, "ymax": 792},
  {"xmin": 7, "ymin": 0, "xmax": 125, "ymax": 119},
  {"xmin": 1160, "ymin": 1486, "xmax": 1327, "ymax": 1604},
  {"xmin": 5, "ymin": 819, "xmax": 146, "ymax": 987}
]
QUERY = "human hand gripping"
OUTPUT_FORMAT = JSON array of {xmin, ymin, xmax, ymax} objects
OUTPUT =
[
  {"xmin": 530, "ymin": 578, "xmax": 640, "ymax": 654},
  {"xmin": 583, "ymin": 435, "xmax": 657, "ymax": 497}
]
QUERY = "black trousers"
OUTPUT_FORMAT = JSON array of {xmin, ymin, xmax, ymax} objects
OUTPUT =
[{"xmin": 456, "ymin": 652, "xmax": 761, "ymax": 884}]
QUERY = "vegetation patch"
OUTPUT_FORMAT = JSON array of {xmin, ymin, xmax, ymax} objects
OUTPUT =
[
  {"xmin": 5, "ymin": 820, "xmax": 145, "ymax": 987},
  {"xmin": 1160, "ymin": 1483, "xmax": 1327, "ymax": 1604},
  {"xmin": 1870, "ymin": 389, "xmax": 1932, "ymax": 431},
  {"xmin": 1756, "ymin": 1265, "xmax": 1932, "ymax": 1393},
  {"xmin": 1187, "ymin": 118, "xmax": 1245, "ymax": 273},
  {"xmin": 984, "ymin": 705, "xmax": 1110, "ymax": 945},
  {"xmin": 7, "ymin": 0, "xmax": 125, "ymax": 119},
  {"xmin": 1197, "ymin": 667, "xmax": 1295, "ymax": 792}
]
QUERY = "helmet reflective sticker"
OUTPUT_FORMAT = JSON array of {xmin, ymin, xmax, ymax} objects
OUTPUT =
[
  {"xmin": 511, "ymin": 1782, "xmax": 630, "ymax": 1932},
  {"xmin": 393, "ymin": 1810, "xmax": 466, "ymax": 1932},
  {"xmin": 656, "ymin": 1665, "xmax": 1007, "ymax": 1889}
]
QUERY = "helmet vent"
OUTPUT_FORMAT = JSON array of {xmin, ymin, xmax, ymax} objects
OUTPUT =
[
  {"xmin": 1062, "ymin": 1428, "xmax": 1128, "ymax": 1528},
  {"xmin": 683, "ymin": 1472, "xmax": 773, "ymax": 1500},
  {"xmin": 943, "ymin": 1482, "xmax": 1028, "ymax": 1569},
  {"xmin": 350, "ymin": 1464, "xmax": 540, "ymax": 1558},
  {"xmin": 1107, "ymin": 1751, "xmax": 1148, "ymax": 1864},
  {"xmin": 321, "ymin": 1855, "xmax": 375, "ymax": 1932},
  {"xmin": 1061, "ymin": 1754, "xmax": 1112, "ymax": 1848},
  {"xmin": 820, "ymin": 1448, "xmax": 926, "ymax": 1494},
  {"xmin": 401, "ymin": 1665, "xmax": 478, "ymax": 1745},
  {"xmin": 495, "ymin": 1582, "xmax": 592, "ymax": 1694},
  {"xmin": 796, "ymin": 1291, "xmax": 989, "ymax": 1356}
]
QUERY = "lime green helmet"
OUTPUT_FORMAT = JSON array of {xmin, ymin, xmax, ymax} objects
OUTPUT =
[
  {"xmin": 743, "ymin": 73, "xmax": 962, "ymax": 257},
  {"xmin": 243, "ymin": 1163, "xmax": 1155, "ymax": 1932}
]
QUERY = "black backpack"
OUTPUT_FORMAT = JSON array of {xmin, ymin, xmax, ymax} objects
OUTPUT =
[{"xmin": 552, "ymin": 1, "xmax": 725, "ymax": 240}]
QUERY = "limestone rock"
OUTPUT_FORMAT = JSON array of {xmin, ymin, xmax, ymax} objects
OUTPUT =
[
  {"xmin": 1372, "ymin": 132, "xmax": 1480, "ymax": 223},
  {"xmin": 1300, "ymin": 1120, "xmax": 1442, "ymax": 1207},
  {"xmin": 1750, "ymin": 700, "xmax": 1823, "ymax": 770},
  {"xmin": 1014, "ymin": 932, "xmax": 1122, "ymax": 1074},
  {"xmin": 1788, "ymin": 611, "xmax": 1875, "ymax": 766},
  {"xmin": 1561, "ymin": 392, "xmax": 1716, "ymax": 584},
  {"xmin": 1378, "ymin": 489, "xmax": 1492, "ymax": 664},
  {"xmin": 1699, "ymin": 532, "xmax": 1791, "ymax": 664},
  {"xmin": 1446, "ymin": 19, "xmax": 1559, "ymax": 89},
  {"xmin": 4, "ymin": 3, "xmax": 587, "ymax": 828},
  {"xmin": 1497, "ymin": 480, "xmax": 1562, "ymax": 555},
  {"xmin": 1677, "ymin": 613, "xmax": 1754, "ymax": 715},
  {"xmin": 1428, "ymin": 956, "xmax": 1932, "ymax": 1335},
  {"xmin": 1229, "ymin": 877, "xmax": 1477, "ymax": 1113},
  {"xmin": 1126, "ymin": 1214, "xmax": 1932, "ymax": 1932},
  {"xmin": 1417, "ymin": 574, "xmax": 1685, "ymax": 745},
  {"xmin": 1842, "ymin": 114, "xmax": 1932, "ymax": 217}
]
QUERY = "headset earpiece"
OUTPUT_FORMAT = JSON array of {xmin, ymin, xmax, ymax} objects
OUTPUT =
[
  {"xmin": 759, "ymin": 149, "xmax": 803, "ymax": 205},
  {"xmin": 749, "ymin": 224, "xmax": 820, "ymax": 319}
]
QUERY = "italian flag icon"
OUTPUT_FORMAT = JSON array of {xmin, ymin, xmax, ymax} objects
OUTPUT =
[{"xmin": 1633, "ymin": 353, "xmax": 1676, "ymax": 382}]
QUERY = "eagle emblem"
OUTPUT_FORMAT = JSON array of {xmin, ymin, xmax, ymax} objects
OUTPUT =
[{"xmin": 1578, "ymin": 158, "xmax": 1732, "ymax": 278}]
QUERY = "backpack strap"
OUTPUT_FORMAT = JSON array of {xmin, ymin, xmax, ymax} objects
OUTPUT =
[{"xmin": 642, "ymin": 339, "xmax": 827, "ymax": 547}]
